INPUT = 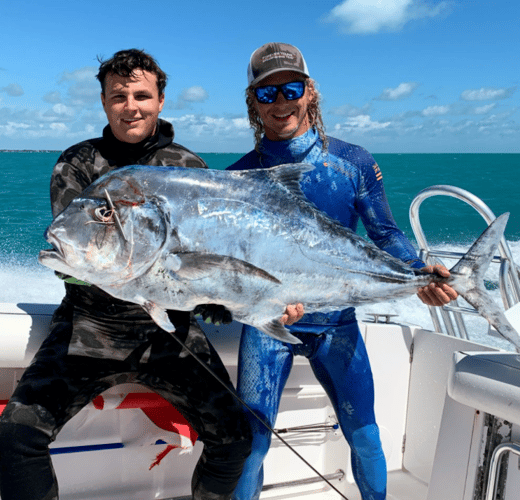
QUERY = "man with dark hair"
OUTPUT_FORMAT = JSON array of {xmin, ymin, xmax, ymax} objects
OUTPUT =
[
  {"xmin": 0, "ymin": 49, "xmax": 251, "ymax": 500},
  {"xmin": 228, "ymin": 42, "xmax": 457, "ymax": 500},
  {"xmin": 96, "ymin": 48, "xmax": 168, "ymax": 96}
]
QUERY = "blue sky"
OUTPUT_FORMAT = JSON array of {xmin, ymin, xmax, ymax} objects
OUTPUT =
[{"xmin": 1, "ymin": 0, "xmax": 518, "ymax": 153}]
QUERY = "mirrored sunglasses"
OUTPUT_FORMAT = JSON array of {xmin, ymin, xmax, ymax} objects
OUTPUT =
[{"xmin": 254, "ymin": 81, "xmax": 306, "ymax": 104}]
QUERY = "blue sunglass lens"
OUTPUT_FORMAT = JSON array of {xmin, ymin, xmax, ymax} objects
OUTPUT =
[
  {"xmin": 255, "ymin": 86, "xmax": 279, "ymax": 103},
  {"xmin": 254, "ymin": 81, "xmax": 305, "ymax": 104},
  {"xmin": 281, "ymin": 82, "xmax": 305, "ymax": 100}
]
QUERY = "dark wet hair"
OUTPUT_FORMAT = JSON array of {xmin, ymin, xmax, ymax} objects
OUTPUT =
[{"xmin": 96, "ymin": 49, "xmax": 167, "ymax": 96}]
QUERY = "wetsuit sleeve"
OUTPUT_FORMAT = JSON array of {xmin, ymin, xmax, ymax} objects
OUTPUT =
[
  {"xmin": 50, "ymin": 149, "xmax": 97, "ymax": 218},
  {"xmin": 354, "ymin": 151, "xmax": 423, "ymax": 267},
  {"xmin": 48, "ymin": 147, "xmax": 101, "ymax": 285}
]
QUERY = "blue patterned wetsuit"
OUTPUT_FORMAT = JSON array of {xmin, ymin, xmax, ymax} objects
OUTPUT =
[{"xmin": 227, "ymin": 128, "xmax": 424, "ymax": 500}]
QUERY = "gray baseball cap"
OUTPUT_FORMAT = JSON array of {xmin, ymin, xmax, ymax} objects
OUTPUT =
[{"xmin": 247, "ymin": 42, "xmax": 310, "ymax": 87}]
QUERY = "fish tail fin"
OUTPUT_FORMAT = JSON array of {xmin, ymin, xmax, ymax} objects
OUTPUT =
[{"xmin": 448, "ymin": 213, "xmax": 520, "ymax": 350}]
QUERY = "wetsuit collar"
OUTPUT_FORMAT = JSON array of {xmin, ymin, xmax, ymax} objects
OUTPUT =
[
  {"xmin": 259, "ymin": 128, "xmax": 319, "ymax": 166},
  {"xmin": 101, "ymin": 118, "xmax": 174, "ymax": 164}
]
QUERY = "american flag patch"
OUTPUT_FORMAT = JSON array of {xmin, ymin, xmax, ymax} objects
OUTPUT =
[{"xmin": 373, "ymin": 163, "xmax": 383, "ymax": 181}]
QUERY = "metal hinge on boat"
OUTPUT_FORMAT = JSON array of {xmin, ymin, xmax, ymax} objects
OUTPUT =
[
  {"xmin": 262, "ymin": 470, "xmax": 346, "ymax": 492},
  {"xmin": 164, "ymin": 471, "xmax": 347, "ymax": 499},
  {"xmin": 402, "ymin": 434, "xmax": 407, "ymax": 453},
  {"xmin": 409, "ymin": 341, "xmax": 415, "ymax": 363},
  {"xmin": 365, "ymin": 313, "xmax": 399, "ymax": 324},
  {"xmin": 275, "ymin": 414, "xmax": 340, "ymax": 435}
]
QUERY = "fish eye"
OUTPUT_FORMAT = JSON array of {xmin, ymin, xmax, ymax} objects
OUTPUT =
[{"xmin": 94, "ymin": 206, "xmax": 115, "ymax": 223}]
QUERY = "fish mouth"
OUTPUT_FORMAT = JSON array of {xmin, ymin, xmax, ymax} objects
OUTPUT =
[
  {"xmin": 38, "ymin": 242, "xmax": 72, "ymax": 275},
  {"xmin": 38, "ymin": 247, "xmax": 65, "ymax": 266},
  {"xmin": 38, "ymin": 229, "xmax": 85, "ymax": 279},
  {"xmin": 39, "ymin": 247, "xmax": 62, "ymax": 259},
  {"xmin": 39, "ymin": 230, "xmax": 66, "ymax": 262}
]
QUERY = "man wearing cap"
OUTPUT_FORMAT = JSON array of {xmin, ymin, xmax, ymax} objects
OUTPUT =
[{"xmin": 227, "ymin": 42, "xmax": 457, "ymax": 500}]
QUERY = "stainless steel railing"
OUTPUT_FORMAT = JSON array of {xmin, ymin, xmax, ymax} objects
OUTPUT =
[
  {"xmin": 484, "ymin": 442, "xmax": 520, "ymax": 500},
  {"xmin": 409, "ymin": 185, "xmax": 520, "ymax": 340}
]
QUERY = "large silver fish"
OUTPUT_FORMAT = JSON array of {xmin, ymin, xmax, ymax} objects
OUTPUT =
[{"xmin": 39, "ymin": 164, "xmax": 520, "ymax": 348}]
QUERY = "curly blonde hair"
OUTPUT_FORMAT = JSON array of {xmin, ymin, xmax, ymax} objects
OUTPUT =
[{"xmin": 246, "ymin": 78, "xmax": 327, "ymax": 152}]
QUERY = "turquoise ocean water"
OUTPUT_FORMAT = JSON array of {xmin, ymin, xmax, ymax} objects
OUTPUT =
[{"xmin": 1, "ymin": 151, "xmax": 519, "ymax": 349}]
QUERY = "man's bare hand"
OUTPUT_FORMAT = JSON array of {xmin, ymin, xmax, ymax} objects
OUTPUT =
[
  {"xmin": 280, "ymin": 303, "xmax": 305, "ymax": 325},
  {"xmin": 417, "ymin": 264, "xmax": 458, "ymax": 306}
]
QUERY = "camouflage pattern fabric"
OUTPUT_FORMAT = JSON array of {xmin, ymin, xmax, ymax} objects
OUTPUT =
[{"xmin": 0, "ymin": 304, "xmax": 251, "ymax": 499}]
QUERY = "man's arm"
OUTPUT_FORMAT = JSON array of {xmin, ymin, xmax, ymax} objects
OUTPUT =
[{"xmin": 50, "ymin": 145, "xmax": 100, "ymax": 217}]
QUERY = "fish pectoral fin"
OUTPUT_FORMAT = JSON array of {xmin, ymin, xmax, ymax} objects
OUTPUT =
[
  {"xmin": 173, "ymin": 252, "xmax": 281, "ymax": 284},
  {"xmin": 141, "ymin": 300, "xmax": 176, "ymax": 332},
  {"xmin": 257, "ymin": 321, "xmax": 302, "ymax": 345}
]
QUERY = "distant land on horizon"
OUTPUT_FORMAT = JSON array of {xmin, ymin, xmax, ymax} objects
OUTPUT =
[
  {"xmin": 2, "ymin": 150, "xmax": 520, "ymax": 155},
  {"xmin": 0, "ymin": 150, "xmax": 62, "ymax": 153}
]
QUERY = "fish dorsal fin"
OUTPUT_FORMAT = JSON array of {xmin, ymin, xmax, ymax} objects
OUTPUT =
[{"xmin": 265, "ymin": 163, "xmax": 315, "ymax": 200}]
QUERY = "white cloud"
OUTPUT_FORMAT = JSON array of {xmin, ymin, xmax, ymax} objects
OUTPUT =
[
  {"xmin": 328, "ymin": 102, "xmax": 520, "ymax": 151},
  {"xmin": 59, "ymin": 66, "xmax": 100, "ymax": 107},
  {"xmin": 50, "ymin": 122, "xmax": 69, "ymax": 132},
  {"xmin": 324, "ymin": 0, "xmax": 451, "ymax": 34},
  {"xmin": 161, "ymin": 114, "xmax": 252, "ymax": 151},
  {"xmin": 1, "ymin": 83, "xmax": 24, "ymax": 97},
  {"xmin": 67, "ymin": 83, "xmax": 100, "ymax": 106},
  {"xmin": 180, "ymin": 86, "xmax": 209, "ymax": 103},
  {"xmin": 168, "ymin": 86, "xmax": 210, "ymax": 110},
  {"xmin": 334, "ymin": 114, "xmax": 392, "ymax": 132},
  {"xmin": 43, "ymin": 91, "xmax": 62, "ymax": 104},
  {"xmin": 423, "ymin": 102, "xmax": 498, "ymax": 117},
  {"xmin": 39, "ymin": 105, "xmax": 76, "ymax": 123},
  {"xmin": 0, "ymin": 121, "xmax": 30, "ymax": 134},
  {"xmin": 329, "ymin": 103, "xmax": 373, "ymax": 116},
  {"xmin": 60, "ymin": 67, "xmax": 98, "ymax": 83},
  {"xmin": 166, "ymin": 114, "xmax": 249, "ymax": 137},
  {"xmin": 164, "ymin": 115, "xmax": 249, "ymax": 145},
  {"xmin": 375, "ymin": 82, "xmax": 419, "ymax": 101},
  {"xmin": 460, "ymin": 87, "xmax": 516, "ymax": 101},
  {"xmin": 0, "ymin": 104, "xmax": 103, "ymax": 144},
  {"xmin": 422, "ymin": 105, "xmax": 450, "ymax": 117},
  {"xmin": 0, "ymin": 118, "xmax": 97, "ymax": 141},
  {"xmin": 473, "ymin": 103, "xmax": 496, "ymax": 114}
]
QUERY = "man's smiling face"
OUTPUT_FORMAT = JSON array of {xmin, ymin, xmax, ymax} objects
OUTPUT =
[
  {"xmin": 101, "ymin": 69, "xmax": 164, "ymax": 144},
  {"xmin": 253, "ymin": 70, "xmax": 314, "ymax": 142}
]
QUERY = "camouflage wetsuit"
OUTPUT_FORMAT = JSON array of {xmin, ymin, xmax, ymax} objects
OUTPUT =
[{"xmin": 0, "ymin": 119, "xmax": 251, "ymax": 500}]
